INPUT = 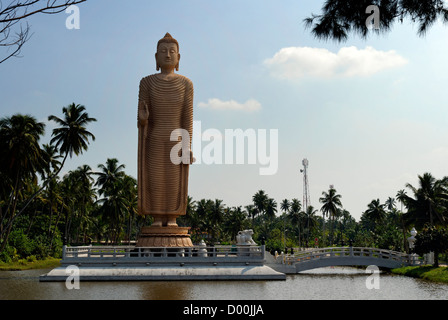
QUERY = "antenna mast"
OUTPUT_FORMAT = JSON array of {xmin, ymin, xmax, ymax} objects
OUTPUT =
[{"xmin": 300, "ymin": 158, "xmax": 310, "ymax": 210}]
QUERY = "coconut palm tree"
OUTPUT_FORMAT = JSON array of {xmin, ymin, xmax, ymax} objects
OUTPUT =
[
  {"xmin": 48, "ymin": 103, "xmax": 96, "ymax": 169},
  {"xmin": 223, "ymin": 206, "xmax": 249, "ymax": 242},
  {"xmin": 208, "ymin": 199, "xmax": 225, "ymax": 243},
  {"xmin": 289, "ymin": 198, "xmax": 302, "ymax": 246},
  {"xmin": 265, "ymin": 198, "xmax": 277, "ymax": 220},
  {"xmin": 40, "ymin": 143, "xmax": 62, "ymax": 181},
  {"xmin": 10, "ymin": 103, "xmax": 96, "ymax": 233},
  {"xmin": 244, "ymin": 204, "xmax": 257, "ymax": 225},
  {"xmin": 396, "ymin": 189, "xmax": 409, "ymax": 251},
  {"xmin": 95, "ymin": 158, "xmax": 126, "ymax": 197},
  {"xmin": 0, "ymin": 114, "xmax": 45, "ymax": 250},
  {"xmin": 303, "ymin": 205, "xmax": 318, "ymax": 247},
  {"xmin": 120, "ymin": 175, "xmax": 137, "ymax": 243},
  {"xmin": 364, "ymin": 199, "xmax": 386, "ymax": 230},
  {"xmin": 385, "ymin": 197, "xmax": 396, "ymax": 212},
  {"xmin": 252, "ymin": 190, "xmax": 268, "ymax": 218},
  {"xmin": 402, "ymin": 173, "xmax": 448, "ymax": 228},
  {"xmin": 319, "ymin": 187, "xmax": 343, "ymax": 246},
  {"xmin": 280, "ymin": 199, "xmax": 290, "ymax": 249},
  {"xmin": 70, "ymin": 165, "xmax": 96, "ymax": 243},
  {"xmin": 280, "ymin": 199, "xmax": 290, "ymax": 215}
]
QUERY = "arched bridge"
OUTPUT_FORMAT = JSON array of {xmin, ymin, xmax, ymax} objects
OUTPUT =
[{"xmin": 272, "ymin": 247, "xmax": 421, "ymax": 273}]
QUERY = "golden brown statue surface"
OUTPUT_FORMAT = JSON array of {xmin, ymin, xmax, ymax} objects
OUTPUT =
[{"xmin": 136, "ymin": 33, "xmax": 194, "ymax": 247}]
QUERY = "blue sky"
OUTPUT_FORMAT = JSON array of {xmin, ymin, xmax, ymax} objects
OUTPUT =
[{"xmin": 2, "ymin": 0, "xmax": 448, "ymax": 220}]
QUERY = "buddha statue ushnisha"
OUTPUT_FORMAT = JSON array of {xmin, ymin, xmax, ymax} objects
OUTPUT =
[{"xmin": 137, "ymin": 33, "xmax": 194, "ymax": 246}]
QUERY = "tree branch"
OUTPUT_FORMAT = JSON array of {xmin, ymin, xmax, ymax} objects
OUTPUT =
[{"xmin": 0, "ymin": 0, "xmax": 87, "ymax": 64}]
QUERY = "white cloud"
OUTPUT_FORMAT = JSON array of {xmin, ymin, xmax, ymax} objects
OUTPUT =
[
  {"xmin": 198, "ymin": 98, "xmax": 261, "ymax": 112},
  {"xmin": 263, "ymin": 46, "xmax": 408, "ymax": 80}
]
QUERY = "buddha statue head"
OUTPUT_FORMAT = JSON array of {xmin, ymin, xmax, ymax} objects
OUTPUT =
[{"xmin": 155, "ymin": 32, "xmax": 180, "ymax": 72}]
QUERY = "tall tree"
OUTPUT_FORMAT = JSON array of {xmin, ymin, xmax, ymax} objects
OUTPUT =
[
  {"xmin": 319, "ymin": 187, "xmax": 343, "ymax": 246},
  {"xmin": 252, "ymin": 190, "xmax": 268, "ymax": 218},
  {"xmin": 94, "ymin": 158, "xmax": 125, "ymax": 197},
  {"xmin": 280, "ymin": 199, "xmax": 290, "ymax": 215},
  {"xmin": 48, "ymin": 103, "xmax": 96, "ymax": 172},
  {"xmin": 223, "ymin": 206, "xmax": 249, "ymax": 242},
  {"xmin": 304, "ymin": 0, "xmax": 448, "ymax": 42},
  {"xmin": 396, "ymin": 189, "xmax": 409, "ymax": 251},
  {"xmin": 11, "ymin": 103, "xmax": 96, "ymax": 230},
  {"xmin": 402, "ymin": 173, "xmax": 448, "ymax": 228},
  {"xmin": 208, "ymin": 199, "xmax": 225, "ymax": 243},
  {"xmin": 364, "ymin": 199, "xmax": 387, "ymax": 226},
  {"xmin": 303, "ymin": 205, "xmax": 319, "ymax": 247},
  {"xmin": 265, "ymin": 198, "xmax": 278, "ymax": 220},
  {"xmin": 0, "ymin": 114, "xmax": 45, "ymax": 250},
  {"xmin": 385, "ymin": 197, "xmax": 396, "ymax": 211}
]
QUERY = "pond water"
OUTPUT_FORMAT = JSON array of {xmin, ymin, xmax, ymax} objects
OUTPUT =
[{"xmin": 1, "ymin": 266, "xmax": 448, "ymax": 300}]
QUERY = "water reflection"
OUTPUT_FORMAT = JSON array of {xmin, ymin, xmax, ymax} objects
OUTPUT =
[
  {"xmin": 1, "ymin": 267, "xmax": 448, "ymax": 300},
  {"xmin": 139, "ymin": 281, "xmax": 191, "ymax": 300}
]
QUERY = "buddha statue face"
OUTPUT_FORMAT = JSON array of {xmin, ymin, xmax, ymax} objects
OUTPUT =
[{"xmin": 155, "ymin": 42, "xmax": 180, "ymax": 71}]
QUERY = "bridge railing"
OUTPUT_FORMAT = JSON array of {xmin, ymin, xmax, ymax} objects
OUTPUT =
[
  {"xmin": 62, "ymin": 245, "xmax": 265, "ymax": 265},
  {"xmin": 281, "ymin": 247, "xmax": 421, "ymax": 266}
]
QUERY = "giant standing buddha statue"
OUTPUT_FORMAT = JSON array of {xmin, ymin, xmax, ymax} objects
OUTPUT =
[{"xmin": 136, "ymin": 33, "xmax": 194, "ymax": 247}]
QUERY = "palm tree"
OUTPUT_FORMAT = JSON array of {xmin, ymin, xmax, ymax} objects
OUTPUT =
[
  {"xmin": 40, "ymin": 143, "xmax": 62, "ymax": 181},
  {"xmin": 403, "ymin": 173, "xmax": 448, "ymax": 228},
  {"xmin": 194, "ymin": 199, "xmax": 213, "ymax": 242},
  {"xmin": 289, "ymin": 199, "xmax": 301, "ymax": 216},
  {"xmin": 280, "ymin": 199, "xmax": 290, "ymax": 249},
  {"xmin": 0, "ymin": 114, "xmax": 45, "ymax": 250},
  {"xmin": 280, "ymin": 199, "xmax": 290, "ymax": 215},
  {"xmin": 95, "ymin": 158, "xmax": 126, "ymax": 196},
  {"xmin": 97, "ymin": 189, "xmax": 127, "ymax": 244},
  {"xmin": 120, "ymin": 175, "xmax": 137, "ymax": 243},
  {"xmin": 189, "ymin": 199, "xmax": 208, "ymax": 241},
  {"xmin": 303, "ymin": 205, "xmax": 318, "ymax": 247},
  {"xmin": 385, "ymin": 197, "xmax": 396, "ymax": 211},
  {"xmin": 244, "ymin": 204, "xmax": 257, "ymax": 225},
  {"xmin": 70, "ymin": 165, "xmax": 96, "ymax": 243},
  {"xmin": 265, "ymin": 198, "xmax": 277, "ymax": 220},
  {"xmin": 223, "ymin": 206, "xmax": 249, "ymax": 242},
  {"xmin": 48, "ymin": 103, "xmax": 96, "ymax": 170},
  {"xmin": 364, "ymin": 199, "xmax": 386, "ymax": 230},
  {"xmin": 208, "ymin": 199, "xmax": 225, "ymax": 243},
  {"xmin": 10, "ymin": 103, "xmax": 96, "ymax": 232},
  {"xmin": 319, "ymin": 187, "xmax": 343, "ymax": 246},
  {"xmin": 289, "ymin": 198, "xmax": 302, "ymax": 246},
  {"xmin": 252, "ymin": 190, "xmax": 268, "ymax": 218},
  {"xmin": 396, "ymin": 189, "xmax": 407, "ymax": 213},
  {"xmin": 396, "ymin": 189, "xmax": 409, "ymax": 251}
]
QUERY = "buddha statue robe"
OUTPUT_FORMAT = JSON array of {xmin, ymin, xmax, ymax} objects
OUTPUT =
[{"xmin": 137, "ymin": 73, "xmax": 193, "ymax": 223}]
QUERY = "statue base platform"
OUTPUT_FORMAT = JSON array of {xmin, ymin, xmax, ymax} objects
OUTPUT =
[
  {"xmin": 38, "ymin": 244, "xmax": 286, "ymax": 281},
  {"xmin": 40, "ymin": 265, "xmax": 285, "ymax": 281},
  {"xmin": 136, "ymin": 225, "xmax": 193, "ymax": 247}
]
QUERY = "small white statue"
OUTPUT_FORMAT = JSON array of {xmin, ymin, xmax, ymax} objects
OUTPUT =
[
  {"xmin": 236, "ymin": 229, "xmax": 256, "ymax": 245},
  {"xmin": 198, "ymin": 239, "xmax": 207, "ymax": 257},
  {"xmin": 407, "ymin": 227, "xmax": 417, "ymax": 249}
]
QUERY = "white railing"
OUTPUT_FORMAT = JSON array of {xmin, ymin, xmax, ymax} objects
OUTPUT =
[
  {"xmin": 63, "ymin": 245, "xmax": 264, "ymax": 260},
  {"xmin": 279, "ymin": 247, "xmax": 422, "ymax": 266}
]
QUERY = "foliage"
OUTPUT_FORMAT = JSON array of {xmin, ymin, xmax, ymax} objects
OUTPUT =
[
  {"xmin": 304, "ymin": 0, "xmax": 448, "ymax": 42},
  {"xmin": 414, "ymin": 225, "xmax": 448, "ymax": 267},
  {"xmin": 1, "ymin": 107, "xmax": 448, "ymax": 266}
]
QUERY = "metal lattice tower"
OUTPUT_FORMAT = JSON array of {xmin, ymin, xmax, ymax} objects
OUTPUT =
[{"xmin": 300, "ymin": 158, "xmax": 311, "ymax": 210}]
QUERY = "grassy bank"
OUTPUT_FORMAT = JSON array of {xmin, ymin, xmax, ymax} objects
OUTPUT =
[
  {"xmin": 391, "ymin": 265, "xmax": 448, "ymax": 283},
  {"xmin": 0, "ymin": 257, "xmax": 61, "ymax": 271}
]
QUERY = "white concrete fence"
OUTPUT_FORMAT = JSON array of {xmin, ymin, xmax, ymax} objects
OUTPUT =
[{"xmin": 61, "ymin": 244, "xmax": 265, "ymax": 267}]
